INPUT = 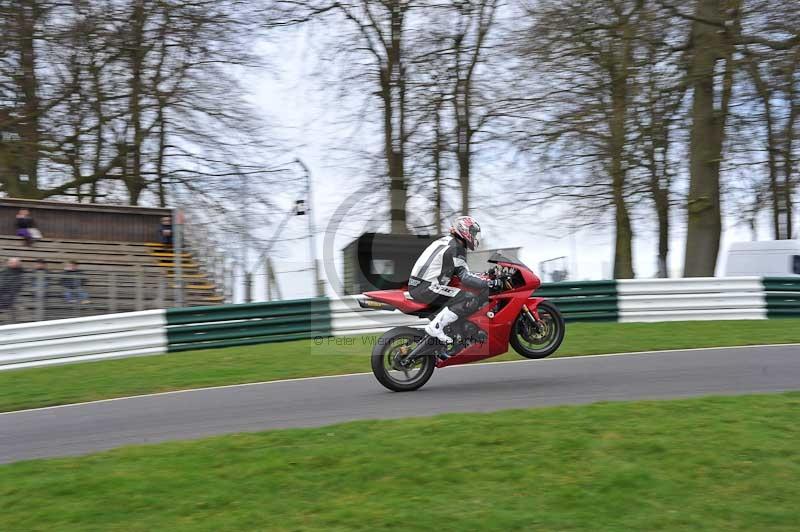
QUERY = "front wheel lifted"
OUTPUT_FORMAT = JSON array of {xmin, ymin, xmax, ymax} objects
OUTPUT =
[
  {"xmin": 371, "ymin": 327, "xmax": 436, "ymax": 392},
  {"xmin": 510, "ymin": 300, "xmax": 566, "ymax": 359}
]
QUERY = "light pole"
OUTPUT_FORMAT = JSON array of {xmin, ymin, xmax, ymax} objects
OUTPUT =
[
  {"xmin": 294, "ymin": 158, "xmax": 325, "ymax": 298},
  {"xmin": 241, "ymin": 171, "xmax": 253, "ymax": 303},
  {"xmin": 168, "ymin": 175, "xmax": 185, "ymax": 308}
]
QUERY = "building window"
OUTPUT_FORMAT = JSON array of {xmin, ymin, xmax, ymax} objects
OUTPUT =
[
  {"xmin": 371, "ymin": 259, "xmax": 395, "ymax": 276},
  {"xmin": 793, "ymin": 255, "xmax": 800, "ymax": 275}
]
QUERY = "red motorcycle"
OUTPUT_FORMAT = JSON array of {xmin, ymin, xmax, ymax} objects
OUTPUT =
[{"xmin": 359, "ymin": 252, "xmax": 566, "ymax": 391}]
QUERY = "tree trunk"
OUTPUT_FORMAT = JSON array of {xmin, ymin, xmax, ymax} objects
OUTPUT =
[
  {"xmin": 612, "ymin": 191, "xmax": 635, "ymax": 279},
  {"xmin": 683, "ymin": 0, "xmax": 737, "ymax": 277},
  {"xmin": 749, "ymin": 59, "xmax": 783, "ymax": 239},
  {"xmin": 433, "ymin": 97, "xmax": 444, "ymax": 234},
  {"xmin": 609, "ymin": 14, "xmax": 635, "ymax": 280},
  {"xmin": 765, "ymin": 101, "xmax": 782, "ymax": 239},
  {"xmin": 385, "ymin": 1, "xmax": 408, "ymax": 234},
  {"xmin": 455, "ymin": 79, "xmax": 471, "ymax": 216},
  {"xmin": 156, "ymin": 104, "xmax": 168, "ymax": 207},
  {"xmin": 89, "ymin": 46, "xmax": 105, "ymax": 204},
  {"xmin": 649, "ymin": 119, "xmax": 673, "ymax": 279},
  {"xmin": 127, "ymin": 0, "xmax": 147, "ymax": 206},
  {"xmin": 783, "ymin": 52, "xmax": 799, "ymax": 239},
  {"xmin": 16, "ymin": 0, "xmax": 41, "ymax": 196},
  {"xmin": 655, "ymin": 187, "xmax": 670, "ymax": 278},
  {"xmin": 457, "ymin": 140, "xmax": 470, "ymax": 216}
]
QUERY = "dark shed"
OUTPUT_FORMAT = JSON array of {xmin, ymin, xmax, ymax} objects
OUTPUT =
[{"xmin": 342, "ymin": 232, "xmax": 439, "ymax": 295}]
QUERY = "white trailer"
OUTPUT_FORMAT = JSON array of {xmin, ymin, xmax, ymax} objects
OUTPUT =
[{"xmin": 723, "ymin": 240, "xmax": 800, "ymax": 277}]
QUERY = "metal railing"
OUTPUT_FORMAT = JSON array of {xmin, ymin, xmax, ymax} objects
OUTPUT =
[{"xmin": 0, "ymin": 269, "xmax": 186, "ymax": 325}]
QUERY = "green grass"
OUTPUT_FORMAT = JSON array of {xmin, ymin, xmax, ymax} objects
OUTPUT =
[
  {"xmin": 1, "ymin": 319, "xmax": 799, "ymax": 413},
  {"xmin": 1, "ymin": 392, "xmax": 799, "ymax": 531}
]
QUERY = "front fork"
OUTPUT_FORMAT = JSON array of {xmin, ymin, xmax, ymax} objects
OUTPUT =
[
  {"xmin": 522, "ymin": 301, "xmax": 547, "ymax": 335},
  {"xmin": 523, "ymin": 304, "xmax": 540, "ymax": 323}
]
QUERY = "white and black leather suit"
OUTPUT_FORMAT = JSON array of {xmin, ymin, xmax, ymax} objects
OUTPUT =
[{"xmin": 408, "ymin": 235, "xmax": 491, "ymax": 317}]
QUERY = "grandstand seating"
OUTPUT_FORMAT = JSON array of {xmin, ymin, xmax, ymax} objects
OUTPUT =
[{"xmin": 0, "ymin": 235, "xmax": 224, "ymax": 325}]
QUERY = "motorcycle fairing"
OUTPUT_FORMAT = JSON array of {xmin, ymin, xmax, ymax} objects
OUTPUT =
[
  {"xmin": 363, "ymin": 258, "xmax": 546, "ymax": 368},
  {"xmin": 435, "ymin": 294, "xmax": 547, "ymax": 368}
]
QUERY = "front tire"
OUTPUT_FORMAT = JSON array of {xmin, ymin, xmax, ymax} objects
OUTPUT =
[
  {"xmin": 371, "ymin": 327, "xmax": 436, "ymax": 392},
  {"xmin": 510, "ymin": 300, "xmax": 565, "ymax": 359}
]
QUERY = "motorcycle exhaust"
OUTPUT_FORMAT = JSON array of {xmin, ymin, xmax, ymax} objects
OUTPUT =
[{"xmin": 357, "ymin": 298, "xmax": 398, "ymax": 312}]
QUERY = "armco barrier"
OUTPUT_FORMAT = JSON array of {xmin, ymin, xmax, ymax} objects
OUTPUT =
[
  {"xmin": 1, "ymin": 277, "xmax": 797, "ymax": 371},
  {"xmin": 165, "ymin": 298, "xmax": 332, "ymax": 352},
  {"xmin": 535, "ymin": 280, "xmax": 618, "ymax": 322},
  {"xmin": 763, "ymin": 277, "xmax": 800, "ymax": 318},
  {"xmin": 0, "ymin": 310, "xmax": 167, "ymax": 371},
  {"xmin": 617, "ymin": 277, "xmax": 767, "ymax": 322}
]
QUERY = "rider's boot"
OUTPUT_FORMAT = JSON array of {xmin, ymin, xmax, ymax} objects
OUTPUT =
[{"xmin": 425, "ymin": 307, "xmax": 459, "ymax": 344}]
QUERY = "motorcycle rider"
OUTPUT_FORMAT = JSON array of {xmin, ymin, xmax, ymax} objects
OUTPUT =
[{"xmin": 409, "ymin": 216, "xmax": 502, "ymax": 344}]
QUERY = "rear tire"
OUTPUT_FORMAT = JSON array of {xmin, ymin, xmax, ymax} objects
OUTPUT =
[
  {"xmin": 510, "ymin": 300, "xmax": 565, "ymax": 359},
  {"xmin": 371, "ymin": 327, "xmax": 436, "ymax": 392}
]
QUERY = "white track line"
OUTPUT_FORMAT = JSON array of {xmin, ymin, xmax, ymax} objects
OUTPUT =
[{"xmin": 2, "ymin": 343, "xmax": 798, "ymax": 417}]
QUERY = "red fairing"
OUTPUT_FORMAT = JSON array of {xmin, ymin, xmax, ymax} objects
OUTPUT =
[
  {"xmin": 363, "ymin": 257, "xmax": 549, "ymax": 368},
  {"xmin": 435, "ymin": 261, "xmax": 544, "ymax": 368}
]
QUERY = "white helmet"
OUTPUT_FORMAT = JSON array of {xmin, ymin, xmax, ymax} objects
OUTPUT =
[{"xmin": 450, "ymin": 216, "xmax": 481, "ymax": 250}]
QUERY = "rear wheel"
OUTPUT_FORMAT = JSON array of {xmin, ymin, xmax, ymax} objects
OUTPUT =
[
  {"xmin": 510, "ymin": 301, "xmax": 565, "ymax": 359},
  {"xmin": 371, "ymin": 327, "xmax": 436, "ymax": 392}
]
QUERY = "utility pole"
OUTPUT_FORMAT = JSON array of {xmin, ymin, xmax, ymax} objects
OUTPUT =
[
  {"xmin": 241, "ymin": 172, "xmax": 253, "ymax": 303},
  {"xmin": 295, "ymin": 158, "xmax": 325, "ymax": 298}
]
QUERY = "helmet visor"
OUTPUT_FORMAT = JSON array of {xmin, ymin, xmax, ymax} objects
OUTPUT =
[{"xmin": 470, "ymin": 225, "xmax": 481, "ymax": 249}]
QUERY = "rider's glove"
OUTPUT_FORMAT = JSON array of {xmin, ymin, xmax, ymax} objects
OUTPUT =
[{"xmin": 487, "ymin": 278, "xmax": 504, "ymax": 291}]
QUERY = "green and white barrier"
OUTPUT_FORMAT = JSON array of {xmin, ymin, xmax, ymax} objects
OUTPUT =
[
  {"xmin": 534, "ymin": 280, "xmax": 618, "ymax": 322},
  {"xmin": 165, "ymin": 298, "xmax": 332, "ymax": 352},
  {"xmin": 0, "ymin": 277, "xmax": 797, "ymax": 370},
  {"xmin": 763, "ymin": 277, "xmax": 800, "ymax": 318}
]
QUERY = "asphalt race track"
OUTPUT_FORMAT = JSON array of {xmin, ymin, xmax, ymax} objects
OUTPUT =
[{"xmin": 1, "ymin": 344, "xmax": 799, "ymax": 464}]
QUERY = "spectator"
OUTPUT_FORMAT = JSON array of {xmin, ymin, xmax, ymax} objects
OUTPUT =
[
  {"xmin": 31, "ymin": 259, "xmax": 49, "ymax": 295},
  {"xmin": 15, "ymin": 208, "xmax": 40, "ymax": 246},
  {"xmin": 159, "ymin": 216, "xmax": 173, "ymax": 247},
  {"xmin": 0, "ymin": 257, "xmax": 25, "ymax": 314},
  {"xmin": 61, "ymin": 260, "xmax": 90, "ymax": 304}
]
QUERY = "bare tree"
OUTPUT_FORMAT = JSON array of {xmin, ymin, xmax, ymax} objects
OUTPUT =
[
  {"xmin": 1, "ymin": 0, "xmax": 277, "ymax": 209},
  {"xmin": 272, "ymin": 0, "xmax": 417, "ymax": 233},
  {"xmin": 741, "ymin": 40, "xmax": 800, "ymax": 240},
  {"xmin": 440, "ymin": 0, "xmax": 499, "ymax": 216},
  {"xmin": 659, "ymin": 0, "xmax": 800, "ymax": 275},
  {"xmin": 630, "ymin": 4, "xmax": 689, "ymax": 277},
  {"xmin": 513, "ymin": 0, "xmax": 646, "ymax": 279},
  {"xmin": 403, "ymin": 0, "xmax": 503, "ymax": 231}
]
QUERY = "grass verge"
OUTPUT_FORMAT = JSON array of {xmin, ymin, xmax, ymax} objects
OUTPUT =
[
  {"xmin": 1, "ymin": 392, "xmax": 799, "ymax": 531},
  {"xmin": 1, "ymin": 319, "xmax": 799, "ymax": 413}
]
